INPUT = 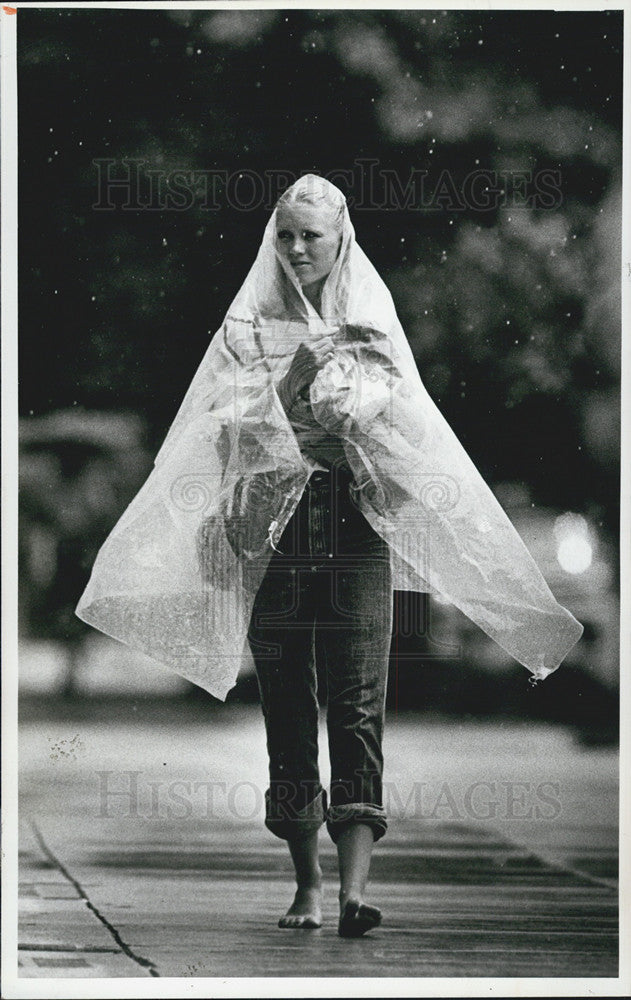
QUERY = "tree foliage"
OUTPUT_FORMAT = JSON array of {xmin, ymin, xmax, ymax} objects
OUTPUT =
[{"xmin": 19, "ymin": 8, "xmax": 622, "ymax": 533}]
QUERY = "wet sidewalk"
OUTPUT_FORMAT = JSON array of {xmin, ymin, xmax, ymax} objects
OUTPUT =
[{"xmin": 15, "ymin": 702, "xmax": 619, "ymax": 981}]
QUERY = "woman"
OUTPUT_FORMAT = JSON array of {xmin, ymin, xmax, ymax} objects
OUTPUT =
[
  {"xmin": 76, "ymin": 174, "xmax": 583, "ymax": 937},
  {"xmin": 243, "ymin": 178, "xmax": 392, "ymax": 935}
]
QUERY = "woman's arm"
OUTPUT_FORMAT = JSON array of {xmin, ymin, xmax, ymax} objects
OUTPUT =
[{"xmin": 309, "ymin": 339, "xmax": 406, "ymax": 437}]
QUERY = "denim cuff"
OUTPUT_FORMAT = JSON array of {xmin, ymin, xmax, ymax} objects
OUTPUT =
[
  {"xmin": 326, "ymin": 802, "xmax": 388, "ymax": 844},
  {"xmin": 264, "ymin": 786, "xmax": 328, "ymax": 841}
]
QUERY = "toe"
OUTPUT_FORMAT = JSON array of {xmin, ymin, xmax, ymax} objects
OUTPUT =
[{"xmin": 278, "ymin": 913, "xmax": 321, "ymax": 929}]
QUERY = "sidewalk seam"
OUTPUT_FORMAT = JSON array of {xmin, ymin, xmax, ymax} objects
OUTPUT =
[
  {"xmin": 29, "ymin": 818, "xmax": 160, "ymax": 977},
  {"xmin": 497, "ymin": 826, "xmax": 619, "ymax": 892}
]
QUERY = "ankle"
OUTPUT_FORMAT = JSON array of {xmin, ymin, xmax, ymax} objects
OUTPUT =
[
  {"xmin": 339, "ymin": 887, "xmax": 361, "ymax": 908},
  {"xmin": 297, "ymin": 870, "xmax": 322, "ymax": 892}
]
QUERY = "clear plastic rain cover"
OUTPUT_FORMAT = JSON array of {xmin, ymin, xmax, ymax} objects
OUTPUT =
[{"xmin": 76, "ymin": 176, "xmax": 583, "ymax": 699}]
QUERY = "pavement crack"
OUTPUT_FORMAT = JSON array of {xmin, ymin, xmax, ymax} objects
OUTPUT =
[
  {"xmin": 29, "ymin": 819, "xmax": 160, "ymax": 977},
  {"xmin": 499, "ymin": 827, "xmax": 618, "ymax": 892}
]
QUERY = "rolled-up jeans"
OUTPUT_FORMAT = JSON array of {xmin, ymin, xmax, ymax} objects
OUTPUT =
[{"xmin": 247, "ymin": 462, "xmax": 393, "ymax": 844}]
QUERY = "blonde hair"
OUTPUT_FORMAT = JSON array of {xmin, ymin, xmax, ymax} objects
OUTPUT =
[{"xmin": 276, "ymin": 174, "xmax": 345, "ymax": 230}]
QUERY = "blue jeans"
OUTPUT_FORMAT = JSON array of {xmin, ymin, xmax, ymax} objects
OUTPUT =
[{"xmin": 247, "ymin": 463, "xmax": 393, "ymax": 844}]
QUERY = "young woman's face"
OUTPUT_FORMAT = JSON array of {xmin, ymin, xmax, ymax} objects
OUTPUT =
[{"xmin": 275, "ymin": 203, "xmax": 342, "ymax": 294}]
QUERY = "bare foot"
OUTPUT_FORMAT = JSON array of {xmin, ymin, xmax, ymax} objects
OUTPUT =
[
  {"xmin": 278, "ymin": 886, "xmax": 323, "ymax": 929},
  {"xmin": 338, "ymin": 897, "xmax": 382, "ymax": 938}
]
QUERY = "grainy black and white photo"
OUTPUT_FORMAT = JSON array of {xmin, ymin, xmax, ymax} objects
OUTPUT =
[{"xmin": 5, "ymin": 1, "xmax": 626, "ymax": 995}]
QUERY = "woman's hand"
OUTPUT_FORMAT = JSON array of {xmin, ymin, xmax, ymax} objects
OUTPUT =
[
  {"xmin": 277, "ymin": 334, "xmax": 337, "ymax": 411},
  {"xmin": 296, "ymin": 334, "xmax": 337, "ymax": 381}
]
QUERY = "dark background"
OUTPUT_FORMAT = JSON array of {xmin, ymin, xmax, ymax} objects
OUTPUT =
[{"xmin": 17, "ymin": 8, "xmax": 622, "ymax": 736}]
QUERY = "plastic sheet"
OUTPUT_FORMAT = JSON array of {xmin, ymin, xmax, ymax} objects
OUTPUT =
[{"xmin": 76, "ymin": 176, "xmax": 583, "ymax": 698}]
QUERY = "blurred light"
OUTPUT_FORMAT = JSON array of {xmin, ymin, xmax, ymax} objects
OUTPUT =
[
  {"xmin": 554, "ymin": 512, "xmax": 594, "ymax": 574},
  {"xmin": 557, "ymin": 535, "xmax": 592, "ymax": 573}
]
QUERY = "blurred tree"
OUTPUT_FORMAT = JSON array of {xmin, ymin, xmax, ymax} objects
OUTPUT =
[{"xmin": 18, "ymin": 7, "xmax": 621, "ymax": 540}]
